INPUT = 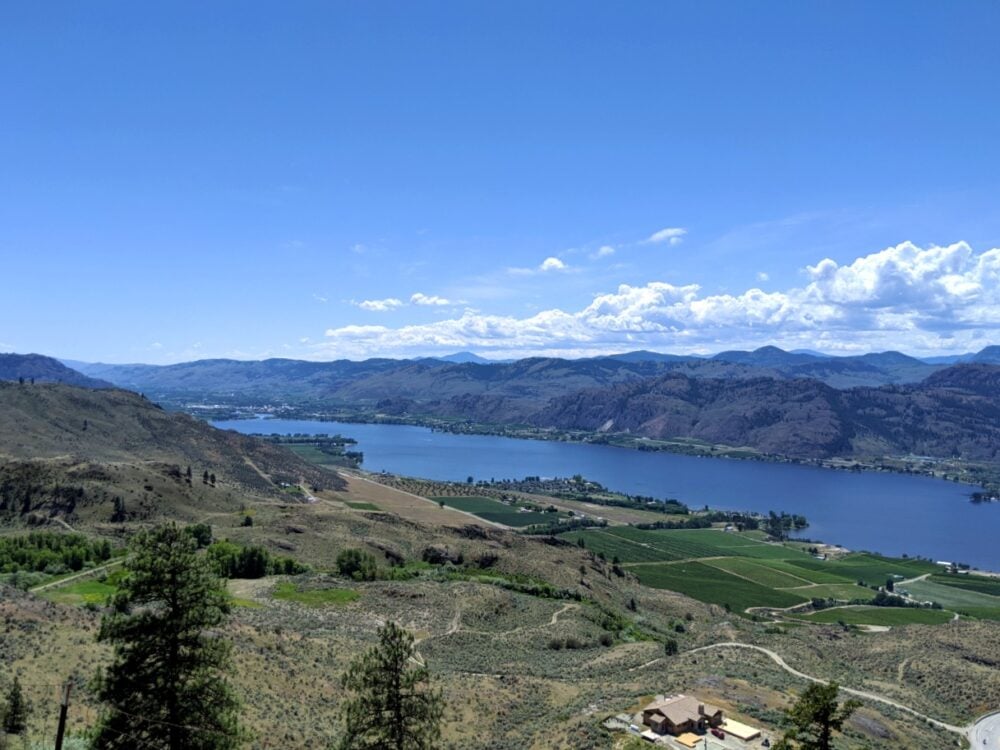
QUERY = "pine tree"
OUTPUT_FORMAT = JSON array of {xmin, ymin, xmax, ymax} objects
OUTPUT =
[
  {"xmin": 773, "ymin": 682, "xmax": 860, "ymax": 750},
  {"xmin": 91, "ymin": 524, "xmax": 243, "ymax": 750},
  {"xmin": 337, "ymin": 622, "xmax": 443, "ymax": 750},
  {"xmin": 2, "ymin": 676, "xmax": 27, "ymax": 735}
]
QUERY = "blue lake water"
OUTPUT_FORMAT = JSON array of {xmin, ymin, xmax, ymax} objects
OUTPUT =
[{"xmin": 214, "ymin": 418, "xmax": 999, "ymax": 571}]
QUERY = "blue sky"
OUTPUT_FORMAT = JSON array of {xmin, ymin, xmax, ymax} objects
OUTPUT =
[{"xmin": 2, "ymin": 1, "xmax": 1000, "ymax": 362}]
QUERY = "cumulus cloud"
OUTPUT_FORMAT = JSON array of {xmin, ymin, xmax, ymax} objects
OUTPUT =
[
  {"xmin": 645, "ymin": 227, "xmax": 687, "ymax": 246},
  {"xmin": 318, "ymin": 242, "xmax": 1000, "ymax": 358},
  {"xmin": 756, "ymin": 272, "xmax": 770, "ymax": 282},
  {"xmin": 410, "ymin": 293, "xmax": 453, "ymax": 306},
  {"xmin": 355, "ymin": 297, "xmax": 403, "ymax": 312},
  {"xmin": 592, "ymin": 245, "xmax": 616, "ymax": 259}
]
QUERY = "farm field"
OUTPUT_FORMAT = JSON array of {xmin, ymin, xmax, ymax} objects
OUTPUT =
[
  {"xmin": 561, "ymin": 527, "xmax": 791, "ymax": 563},
  {"xmin": 904, "ymin": 578, "xmax": 1000, "ymax": 619},
  {"xmin": 928, "ymin": 573, "xmax": 1000, "ymax": 596},
  {"xmin": 560, "ymin": 527, "xmax": 958, "ymax": 619},
  {"xmin": 432, "ymin": 496, "xmax": 563, "ymax": 527},
  {"xmin": 705, "ymin": 557, "xmax": 816, "ymax": 589},
  {"xmin": 787, "ymin": 583, "xmax": 873, "ymax": 600},
  {"xmin": 791, "ymin": 554, "xmax": 938, "ymax": 584},
  {"xmin": 794, "ymin": 606, "xmax": 955, "ymax": 626},
  {"xmin": 632, "ymin": 561, "xmax": 809, "ymax": 611}
]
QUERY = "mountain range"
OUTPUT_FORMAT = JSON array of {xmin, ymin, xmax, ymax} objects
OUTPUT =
[
  {"xmin": 53, "ymin": 344, "xmax": 1000, "ymax": 407},
  {"xmin": 5, "ymin": 347, "xmax": 1000, "ymax": 464}
]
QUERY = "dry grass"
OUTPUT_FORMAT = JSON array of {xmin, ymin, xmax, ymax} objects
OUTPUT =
[{"xmin": 3, "ymin": 473, "xmax": 997, "ymax": 750}]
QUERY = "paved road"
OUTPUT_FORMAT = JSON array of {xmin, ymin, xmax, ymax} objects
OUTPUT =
[{"xmin": 970, "ymin": 712, "xmax": 1000, "ymax": 749}]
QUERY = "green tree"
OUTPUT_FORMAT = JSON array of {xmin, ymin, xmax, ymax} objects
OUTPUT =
[
  {"xmin": 2, "ymin": 676, "xmax": 27, "ymax": 736},
  {"xmin": 336, "ymin": 548, "xmax": 378, "ymax": 581},
  {"xmin": 337, "ymin": 622, "xmax": 443, "ymax": 750},
  {"xmin": 663, "ymin": 638, "xmax": 679, "ymax": 656},
  {"xmin": 774, "ymin": 682, "xmax": 860, "ymax": 750},
  {"xmin": 91, "ymin": 524, "xmax": 244, "ymax": 750}
]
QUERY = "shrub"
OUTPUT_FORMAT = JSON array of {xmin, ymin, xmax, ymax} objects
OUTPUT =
[{"xmin": 337, "ymin": 548, "xmax": 378, "ymax": 581}]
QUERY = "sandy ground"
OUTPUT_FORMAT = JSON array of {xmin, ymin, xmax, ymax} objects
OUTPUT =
[{"xmin": 320, "ymin": 472, "xmax": 492, "ymax": 527}]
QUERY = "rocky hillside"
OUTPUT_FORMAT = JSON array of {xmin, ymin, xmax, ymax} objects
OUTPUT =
[
  {"xmin": 532, "ymin": 365, "xmax": 1000, "ymax": 460},
  {"xmin": 0, "ymin": 382, "xmax": 344, "ymax": 527}
]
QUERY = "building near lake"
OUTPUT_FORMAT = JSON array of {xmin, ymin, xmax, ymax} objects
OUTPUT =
[{"xmin": 641, "ymin": 695, "xmax": 724, "ymax": 736}]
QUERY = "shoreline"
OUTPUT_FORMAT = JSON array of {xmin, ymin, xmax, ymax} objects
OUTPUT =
[{"xmin": 206, "ymin": 408, "xmax": 996, "ymax": 496}]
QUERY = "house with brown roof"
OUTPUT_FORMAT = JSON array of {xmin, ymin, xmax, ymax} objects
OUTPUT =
[{"xmin": 641, "ymin": 695, "xmax": 724, "ymax": 736}]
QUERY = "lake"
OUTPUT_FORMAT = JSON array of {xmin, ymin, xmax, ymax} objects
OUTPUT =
[{"xmin": 214, "ymin": 418, "xmax": 999, "ymax": 571}]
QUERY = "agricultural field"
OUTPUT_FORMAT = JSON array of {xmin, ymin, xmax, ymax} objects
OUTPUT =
[
  {"xmin": 904, "ymin": 576, "xmax": 1000, "ymax": 620},
  {"xmin": 791, "ymin": 554, "xmax": 938, "ymax": 584},
  {"xmin": 560, "ymin": 527, "xmax": 963, "ymax": 620},
  {"xmin": 633, "ymin": 561, "xmax": 809, "ymax": 612},
  {"xmin": 794, "ymin": 606, "xmax": 955, "ymax": 626},
  {"xmin": 928, "ymin": 572, "xmax": 1000, "ymax": 596},
  {"xmin": 432, "ymin": 496, "xmax": 566, "ymax": 527}
]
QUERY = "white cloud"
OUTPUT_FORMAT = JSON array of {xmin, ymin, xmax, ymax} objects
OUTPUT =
[
  {"xmin": 756, "ymin": 272, "xmax": 770, "ymax": 282},
  {"xmin": 410, "ymin": 293, "xmax": 453, "ymax": 306},
  {"xmin": 317, "ymin": 242, "xmax": 1000, "ymax": 358},
  {"xmin": 592, "ymin": 245, "xmax": 616, "ymax": 259},
  {"xmin": 507, "ymin": 256, "xmax": 570, "ymax": 275},
  {"xmin": 355, "ymin": 298, "xmax": 403, "ymax": 312},
  {"xmin": 645, "ymin": 227, "xmax": 687, "ymax": 245},
  {"xmin": 313, "ymin": 294, "xmax": 329, "ymax": 303}
]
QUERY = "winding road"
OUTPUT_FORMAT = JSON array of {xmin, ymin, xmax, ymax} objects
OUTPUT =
[{"xmin": 636, "ymin": 641, "xmax": 999, "ymax": 741}]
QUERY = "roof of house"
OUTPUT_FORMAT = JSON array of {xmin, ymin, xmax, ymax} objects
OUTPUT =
[{"xmin": 643, "ymin": 695, "xmax": 723, "ymax": 725}]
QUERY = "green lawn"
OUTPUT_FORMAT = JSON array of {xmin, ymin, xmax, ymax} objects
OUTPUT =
[
  {"xmin": 633, "ymin": 561, "xmax": 809, "ymax": 612},
  {"xmin": 229, "ymin": 597, "xmax": 263, "ymax": 609},
  {"xmin": 272, "ymin": 582, "xmax": 359, "ymax": 607},
  {"xmin": 40, "ymin": 579, "xmax": 116, "ymax": 606},
  {"xmin": 795, "ymin": 606, "xmax": 954, "ymax": 626},
  {"xmin": 345, "ymin": 501, "xmax": 380, "ymax": 510}
]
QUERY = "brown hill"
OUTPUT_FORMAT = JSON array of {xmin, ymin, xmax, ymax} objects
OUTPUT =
[{"xmin": 0, "ymin": 382, "xmax": 344, "ymax": 527}]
